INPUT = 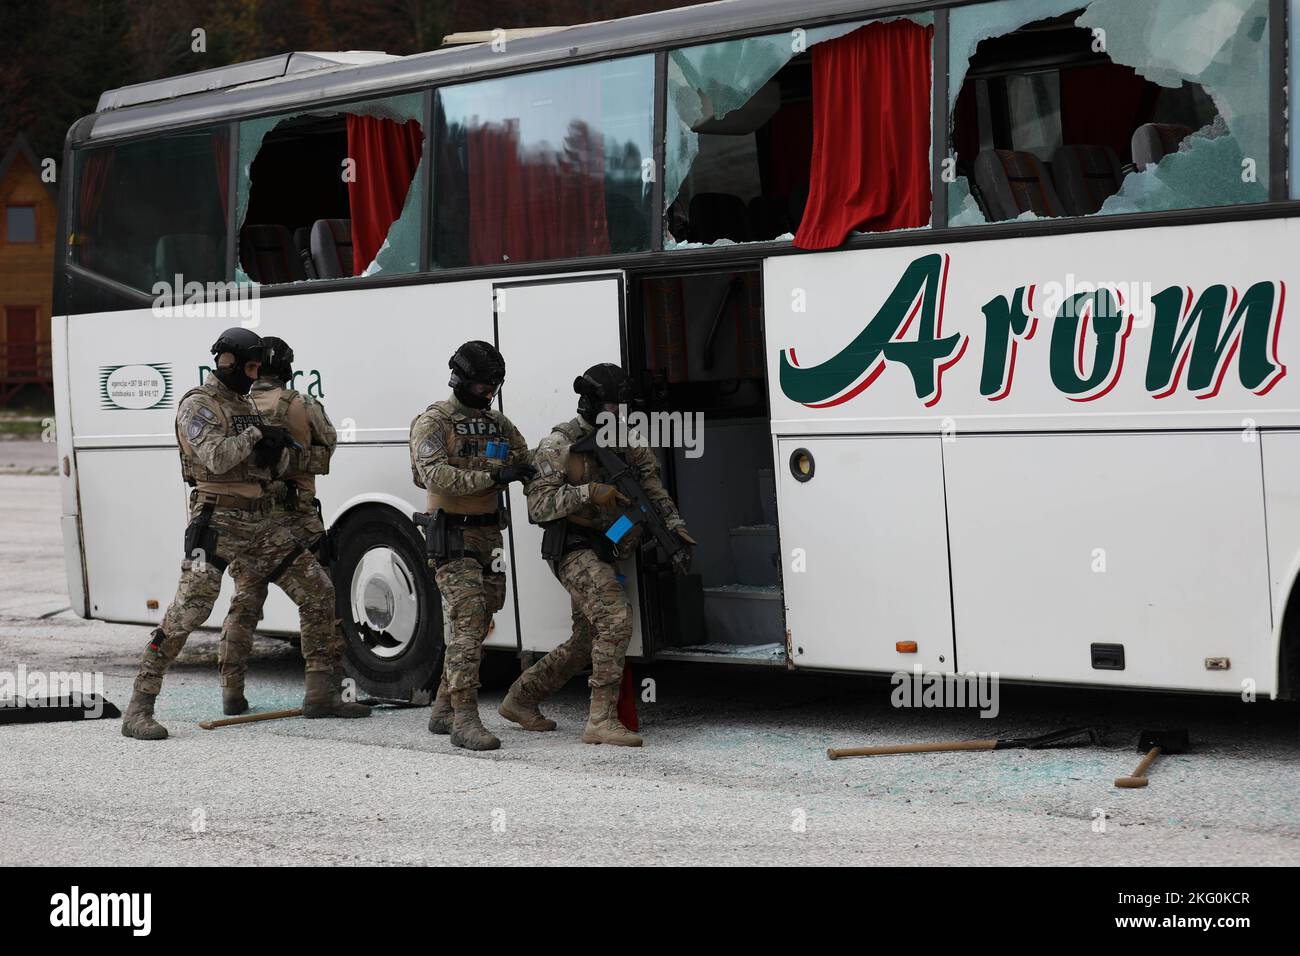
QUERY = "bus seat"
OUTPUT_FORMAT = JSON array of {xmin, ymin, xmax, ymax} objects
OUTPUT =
[
  {"xmin": 688, "ymin": 193, "xmax": 750, "ymax": 244},
  {"xmin": 155, "ymin": 234, "xmax": 220, "ymax": 283},
  {"xmin": 311, "ymin": 218, "xmax": 354, "ymax": 278},
  {"xmin": 1132, "ymin": 123, "xmax": 1193, "ymax": 171},
  {"xmin": 973, "ymin": 149, "xmax": 1064, "ymax": 220},
  {"xmin": 293, "ymin": 226, "xmax": 318, "ymax": 279},
  {"xmin": 1051, "ymin": 145, "xmax": 1124, "ymax": 216},
  {"xmin": 239, "ymin": 224, "xmax": 306, "ymax": 284}
]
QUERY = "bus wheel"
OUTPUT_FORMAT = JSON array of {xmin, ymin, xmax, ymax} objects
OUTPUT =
[{"xmin": 332, "ymin": 507, "xmax": 443, "ymax": 702}]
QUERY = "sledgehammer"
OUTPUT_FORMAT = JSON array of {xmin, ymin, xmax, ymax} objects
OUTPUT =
[{"xmin": 1114, "ymin": 728, "xmax": 1189, "ymax": 788}]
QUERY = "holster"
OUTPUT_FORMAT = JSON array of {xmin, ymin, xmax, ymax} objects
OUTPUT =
[
  {"xmin": 413, "ymin": 509, "xmax": 461, "ymax": 569},
  {"xmin": 182, "ymin": 503, "xmax": 227, "ymax": 572},
  {"xmin": 541, "ymin": 519, "xmax": 615, "ymax": 577},
  {"xmin": 312, "ymin": 499, "xmax": 339, "ymax": 567}
]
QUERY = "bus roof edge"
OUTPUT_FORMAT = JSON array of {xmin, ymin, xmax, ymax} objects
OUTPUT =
[{"xmin": 95, "ymin": 51, "xmax": 401, "ymax": 113}]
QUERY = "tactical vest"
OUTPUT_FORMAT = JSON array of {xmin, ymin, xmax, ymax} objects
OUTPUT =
[
  {"xmin": 250, "ymin": 383, "xmax": 315, "ymax": 495},
  {"xmin": 414, "ymin": 400, "xmax": 506, "ymax": 516},
  {"xmin": 554, "ymin": 419, "xmax": 614, "ymax": 529},
  {"xmin": 175, "ymin": 382, "xmax": 271, "ymax": 497}
]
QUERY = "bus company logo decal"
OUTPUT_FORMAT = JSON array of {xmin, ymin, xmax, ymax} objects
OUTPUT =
[
  {"xmin": 779, "ymin": 254, "xmax": 1287, "ymax": 407},
  {"xmin": 99, "ymin": 363, "xmax": 173, "ymax": 411}
]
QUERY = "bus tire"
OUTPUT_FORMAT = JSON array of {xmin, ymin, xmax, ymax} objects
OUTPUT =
[{"xmin": 331, "ymin": 506, "xmax": 443, "ymax": 702}]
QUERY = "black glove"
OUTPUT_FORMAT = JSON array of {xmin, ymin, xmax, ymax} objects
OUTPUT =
[
  {"xmin": 671, "ymin": 526, "xmax": 696, "ymax": 576},
  {"xmin": 494, "ymin": 462, "xmax": 537, "ymax": 486},
  {"xmin": 252, "ymin": 425, "xmax": 293, "ymax": 469}
]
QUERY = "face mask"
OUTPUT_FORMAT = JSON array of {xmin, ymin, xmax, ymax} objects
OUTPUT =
[
  {"xmin": 455, "ymin": 382, "xmax": 496, "ymax": 410},
  {"xmin": 215, "ymin": 364, "xmax": 255, "ymax": 396}
]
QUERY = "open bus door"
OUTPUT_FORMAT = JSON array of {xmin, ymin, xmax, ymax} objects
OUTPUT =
[{"xmin": 492, "ymin": 273, "xmax": 645, "ymax": 660}]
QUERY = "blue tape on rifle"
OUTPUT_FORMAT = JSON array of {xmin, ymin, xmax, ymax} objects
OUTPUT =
[{"xmin": 606, "ymin": 514, "xmax": 634, "ymax": 544}]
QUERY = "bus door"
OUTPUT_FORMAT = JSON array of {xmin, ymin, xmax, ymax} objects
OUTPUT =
[
  {"xmin": 775, "ymin": 436, "xmax": 956, "ymax": 675},
  {"xmin": 492, "ymin": 274, "xmax": 644, "ymax": 657}
]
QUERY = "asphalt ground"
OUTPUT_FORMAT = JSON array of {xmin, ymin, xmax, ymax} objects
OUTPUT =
[{"xmin": 0, "ymin": 463, "xmax": 1297, "ymax": 865}]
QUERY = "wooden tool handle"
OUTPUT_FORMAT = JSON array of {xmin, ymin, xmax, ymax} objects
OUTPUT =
[
  {"xmin": 199, "ymin": 708, "xmax": 303, "ymax": 730},
  {"xmin": 827, "ymin": 740, "xmax": 998, "ymax": 760},
  {"xmin": 1114, "ymin": 746, "xmax": 1161, "ymax": 788}
]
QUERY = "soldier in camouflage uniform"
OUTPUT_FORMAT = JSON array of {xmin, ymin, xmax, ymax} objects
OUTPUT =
[
  {"xmin": 410, "ymin": 341, "xmax": 534, "ymax": 751},
  {"xmin": 499, "ymin": 364, "xmax": 695, "ymax": 747},
  {"xmin": 121, "ymin": 329, "xmax": 367, "ymax": 741},
  {"xmin": 216, "ymin": 337, "xmax": 362, "ymax": 717}
]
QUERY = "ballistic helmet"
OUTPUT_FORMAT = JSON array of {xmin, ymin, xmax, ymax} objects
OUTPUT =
[
  {"xmin": 210, "ymin": 327, "xmax": 264, "ymax": 395},
  {"xmin": 574, "ymin": 363, "xmax": 633, "ymax": 425},
  {"xmin": 260, "ymin": 336, "xmax": 294, "ymax": 381},
  {"xmin": 449, "ymin": 340, "xmax": 506, "ymax": 409}
]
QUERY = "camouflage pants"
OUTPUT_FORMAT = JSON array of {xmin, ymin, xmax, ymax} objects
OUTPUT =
[
  {"xmin": 517, "ymin": 547, "xmax": 632, "ymax": 698},
  {"xmin": 433, "ymin": 525, "xmax": 506, "ymax": 693},
  {"xmin": 218, "ymin": 506, "xmax": 342, "ymax": 688},
  {"xmin": 134, "ymin": 503, "xmax": 338, "ymax": 696}
]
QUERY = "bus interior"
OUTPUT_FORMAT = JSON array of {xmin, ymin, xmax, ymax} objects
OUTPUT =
[
  {"xmin": 628, "ymin": 266, "xmax": 785, "ymax": 664},
  {"xmin": 666, "ymin": 51, "xmax": 815, "ymax": 246},
  {"xmin": 952, "ymin": 11, "xmax": 1220, "ymax": 222}
]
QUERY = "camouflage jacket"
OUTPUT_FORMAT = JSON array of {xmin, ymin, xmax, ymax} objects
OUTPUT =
[
  {"xmin": 409, "ymin": 395, "xmax": 529, "ymax": 515},
  {"xmin": 526, "ymin": 416, "xmax": 683, "ymax": 533},
  {"xmin": 175, "ymin": 373, "xmax": 273, "ymax": 498},
  {"xmin": 250, "ymin": 376, "xmax": 334, "ymax": 495}
]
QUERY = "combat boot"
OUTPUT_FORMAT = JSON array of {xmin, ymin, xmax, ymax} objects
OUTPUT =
[
  {"xmin": 498, "ymin": 680, "xmax": 557, "ymax": 732},
  {"xmin": 450, "ymin": 689, "xmax": 500, "ymax": 751},
  {"xmin": 582, "ymin": 684, "xmax": 642, "ymax": 747},
  {"xmin": 222, "ymin": 683, "xmax": 249, "ymax": 716},
  {"xmin": 302, "ymin": 669, "xmax": 371, "ymax": 719},
  {"xmin": 121, "ymin": 690, "xmax": 169, "ymax": 741},
  {"xmin": 427, "ymin": 676, "xmax": 453, "ymax": 735}
]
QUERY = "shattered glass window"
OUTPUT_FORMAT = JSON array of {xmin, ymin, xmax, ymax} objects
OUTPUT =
[
  {"xmin": 948, "ymin": 0, "xmax": 1271, "ymax": 226},
  {"xmin": 665, "ymin": 14, "xmax": 933, "ymax": 249},
  {"xmin": 235, "ymin": 92, "xmax": 425, "ymax": 284}
]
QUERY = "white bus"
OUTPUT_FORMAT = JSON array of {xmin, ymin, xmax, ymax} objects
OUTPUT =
[{"xmin": 53, "ymin": 0, "xmax": 1300, "ymax": 700}]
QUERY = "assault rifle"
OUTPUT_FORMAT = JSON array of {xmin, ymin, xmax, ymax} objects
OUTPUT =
[{"xmin": 569, "ymin": 430, "xmax": 691, "ymax": 574}]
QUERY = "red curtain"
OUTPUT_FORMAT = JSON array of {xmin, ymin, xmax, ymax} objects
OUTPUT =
[
  {"xmin": 211, "ymin": 127, "xmax": 230, "ymax": 216},
  {"xmin": 794, "ymin": 20, "xmax": 934, "ymax": 250},
  {"xmin": 75, "ymin": 149, "xmax": 114, "ymax": 270},
  {"xmin": 466, "ymin": 116, "xmax": 609, "ymax": 265},
  {"xmin": 346, "ymin": 115, "xmax": 424, "ymax": 275}
]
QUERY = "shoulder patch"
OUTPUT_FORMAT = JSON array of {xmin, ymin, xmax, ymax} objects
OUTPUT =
[
  {"xmin": 186, "ymin": 415, "xmax": 209, "ymax": 441},
  {"xmin": 417, "ymin": 436, "xmax": 442, "ymax": 459},
  {"xmin": 197, "ymin": 406, "xmax": 216, "ymax": 421}
]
